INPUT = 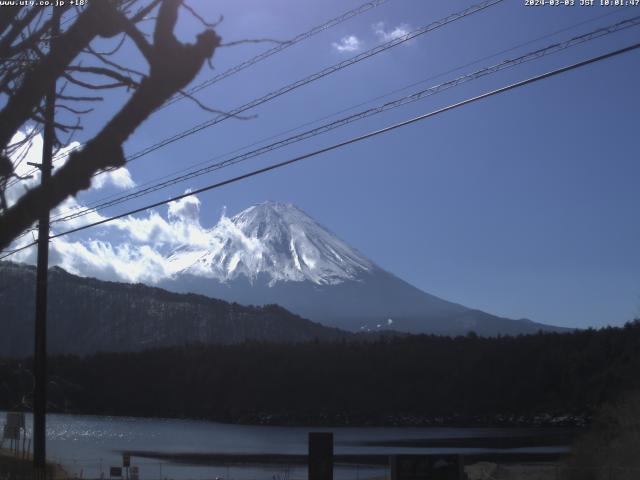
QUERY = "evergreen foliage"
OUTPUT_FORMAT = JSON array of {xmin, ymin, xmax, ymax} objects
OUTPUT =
[{"xmin": 1, "ymin": 321, "xmax": 638, "ymax": 426}]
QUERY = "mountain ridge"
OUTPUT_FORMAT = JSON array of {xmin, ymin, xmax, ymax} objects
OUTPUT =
[
  {"xmin": 0, "ymin": 202, "xmax": 569, "ymax": 344},
  {"xmin": 167, "ymin": 201, "xmax": 374, "ymax": 286},
  {"xmin": 0, "ymin": 261, "xmax": 350, "ymax": 357},
  {"xmin": 162, "ymin": 201, "xmax": 568, "ymax": 336}
]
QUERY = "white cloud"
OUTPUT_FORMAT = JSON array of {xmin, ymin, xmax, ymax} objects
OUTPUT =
[
  {"xmin": 5, "ymin": 130, "xmax": 135, "ymax": 213},
  {"xmin": 50, "ymin": 239, "xmax": 170, "ymax": 284},
  {"xmin": 372, "ymin": 21, "xmax": 412, "ymax": 43},
  {"xmin": 3, "ymin": 133, "xmax": 224, "ymax": 286},
  {"xmin": 50, "ymin": 194, "xmax": 108, "ymax": 230},
  {"xmin": 7, "ymin": 190, "xmax": 214, "ymax": 284},
  {"xmin": 91, "ymin": 167, "xmax": 136, "ymax": 190},
  {"xmin": 6, "ymin": 187, "xmax": 213, "ymax": 285},
  {"xmin": 110, "ymin": 205, "xmax": 211, "ymax": 250},
  {"xmin": 332, "ymin": 35, "xmax": 362, "ymax": 53},
  {"xmin": 56, "ymin": 187, "xmax": 214, "ymax": 283},
  {"xmin": 51, "ymin": 192, "xmax": 212, "ymax": 282},
  {"xmin": 5, "ymin": 130, "xmax": 70, "ymax": 209},
  {"xmin": 167, "ymin": 191, "xmax": 200, "ymax": 223}
]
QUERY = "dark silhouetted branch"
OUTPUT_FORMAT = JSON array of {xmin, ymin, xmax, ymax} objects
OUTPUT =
[
  {"xmin": 0, "ymin": 0, "xmax": 221, "ymax": 249},
  {"xmin": 65, "ymin": 66, "xmax": 140, "ymax": 88}
]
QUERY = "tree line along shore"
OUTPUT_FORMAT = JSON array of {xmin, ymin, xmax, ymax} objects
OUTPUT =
[{"xmin": 1, "ymin": 321, "xmax": 638, "ymax": 426}]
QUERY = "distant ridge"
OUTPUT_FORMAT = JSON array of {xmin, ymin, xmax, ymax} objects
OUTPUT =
[
  {"xmin": 161, "ymin": 201, "xmax": 569, "ymax": 336},
  {"xmin": 0, "ymin": 261, "xmax": 348, "ymax": 357}
]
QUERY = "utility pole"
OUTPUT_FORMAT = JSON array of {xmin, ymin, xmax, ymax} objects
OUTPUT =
[{"xmin": 30, "ymin": 7, "xmax": 61, "ymax": 480}]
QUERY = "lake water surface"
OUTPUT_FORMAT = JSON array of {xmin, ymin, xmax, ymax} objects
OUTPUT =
[{"xmin": 0, "ymin": 412, "xmax": 570, "ymax": 480}]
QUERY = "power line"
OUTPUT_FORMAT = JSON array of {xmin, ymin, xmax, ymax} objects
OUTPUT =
[
  {"xmin": 48, "ymin": 14, "xmax": 640, "ymax": 225},
  {"xmin": 341, "ymin": 6, "xmax": 631, "ymax": 115},
  {"xmin": 49, "ymin": 6, "xmax": 630, "ymax": 224},
  {"xmin": 119, "ymin": 0, "xmax": 503, "ymax": 167},
  {"xmin": 161, "ymin": 0, "xmax": 391, "ymax": 109},
  {"xmin": 20, "ymin": 0, "xmax": 500, "ymax": 190},
  {"xmin": 4, "ymin": 40, "xmax": 638, "ymax": 261},
  {"xmin": 17, "ymin": 0, "xmax": 503, "ymax": 189},
  {"xmin": 10, "ymin": 0, "xmax": 391, "ymax": 185},
  {"xmin": 12, "ymin": 9, "xmax": 637, "ymax": 236}
]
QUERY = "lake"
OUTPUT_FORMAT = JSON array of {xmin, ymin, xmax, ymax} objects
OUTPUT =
[{"xmin": 0, "ymin": 412, "xmax": 571, "ymax": 480}]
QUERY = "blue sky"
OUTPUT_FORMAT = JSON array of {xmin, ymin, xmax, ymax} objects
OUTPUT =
[{"xmin": 8, "ymin": 0, "xmax": 640, "ymax": 328}]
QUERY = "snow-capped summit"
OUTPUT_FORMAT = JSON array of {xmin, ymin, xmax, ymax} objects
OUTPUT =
[
  {"xmin": 162, "ymin": 201, "xmax": 568, "ymax": 337},
  {"xmin": 167, "ymin": 201, "xmax": 373, "ymax": 285}
]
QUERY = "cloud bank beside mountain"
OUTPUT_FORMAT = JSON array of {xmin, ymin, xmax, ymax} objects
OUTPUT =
[{"xmin": 6, "ymin": 131, "xmax": 213, "ymax": 283}]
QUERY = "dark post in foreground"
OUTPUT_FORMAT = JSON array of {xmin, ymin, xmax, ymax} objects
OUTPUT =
[
  {"xmin": 31, "ymin": 7, "xmax": 61, "ymax": 479},
  {"xmin": 309, "ymin": 432, "xmax": 333, "ymax": 480}
]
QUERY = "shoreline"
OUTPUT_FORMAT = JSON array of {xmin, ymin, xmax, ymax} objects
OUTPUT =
[
  {"xmin": 224, "ymin": 412, "xmax": 590, "ymax": 429},
  {"xmin": 3, "ymin": 408, "xmax": 590, "ymax": 429},
  {"xmin": 126, "ymin": 450, "xmax": 569, "ymax": 467}
]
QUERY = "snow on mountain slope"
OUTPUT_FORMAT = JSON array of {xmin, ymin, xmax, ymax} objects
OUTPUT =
[
  {"xmin": 166, "ymin": 202, "xmax": 374, "ymax": 286},
  {"xmin": 160, "ymin": 201, "xmax": 569, "ymax": 336}
]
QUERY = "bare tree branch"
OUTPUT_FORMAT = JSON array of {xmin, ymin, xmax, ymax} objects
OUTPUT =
[
  {"xmin": 65, "ymin": 65, "xmax": 140, "ymax": 88},
  {"xmin": 57, "ymin": 116, "xmax": 83, "ymax": 150},
  {"xmin": 55, "ymin": 104, "xmax": 94, "ymax": 115},
  {"xmin": 2, "ymin": 13, "xmax": 53, "ymax": 59},
  {"xmin": 0, "ymin": 6, "xmax": 23, "ymax": 35},
  {"xmin": 129, "ymin": 0, "xmax": 163, "ymax": 23},
  {"xmin": 56, "ymin": 93, "xmax": 104, "ymax": 102},
  {"xmin": 182, "ymin": 2, "xmax": 222, "ymax": 29},
  {"xmin": 176, "ymin": 88, "xmax": 255, "ymax": 119},
  {"xmin": 29, "ymin": 113, "xmax": 83, "ymax": 133},
  {"xmin": 118, "ymin": 15, "xmax": 154, "ymax": 62},
  {"xmin": 84, "ymin": 44, "xmax": 146, "ymax": 77},
  {"xmin": 0, "ymin": 7, "xmax": 41, "ymax": 58},
  {"xmin": 0, "ymin": 1, "xmax": 122, "ymax": 150},
  {"xmin": 62, "ymin": 72, "xmax": 134, "ymax": 90},
  {"xmin": 0, "ymin": 0, "xmax": 221, "ymax": 249},
  {"xmin": 84, "ymin": 32, "xmax": 127, "ymax": 56}
]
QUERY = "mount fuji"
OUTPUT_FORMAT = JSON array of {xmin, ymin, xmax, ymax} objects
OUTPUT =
[{"xmin": 160, "ymin": 201, "xmax": 566, "ymax": 336}]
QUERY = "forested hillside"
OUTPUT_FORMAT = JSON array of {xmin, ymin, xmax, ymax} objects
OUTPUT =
[
  {"xmin": 1, "ymin": 322, "xmax": 638, "ymax": 426},
  {"xmin": 0, "ymin": 262, "xmax": 348, "ymax": 356}
]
